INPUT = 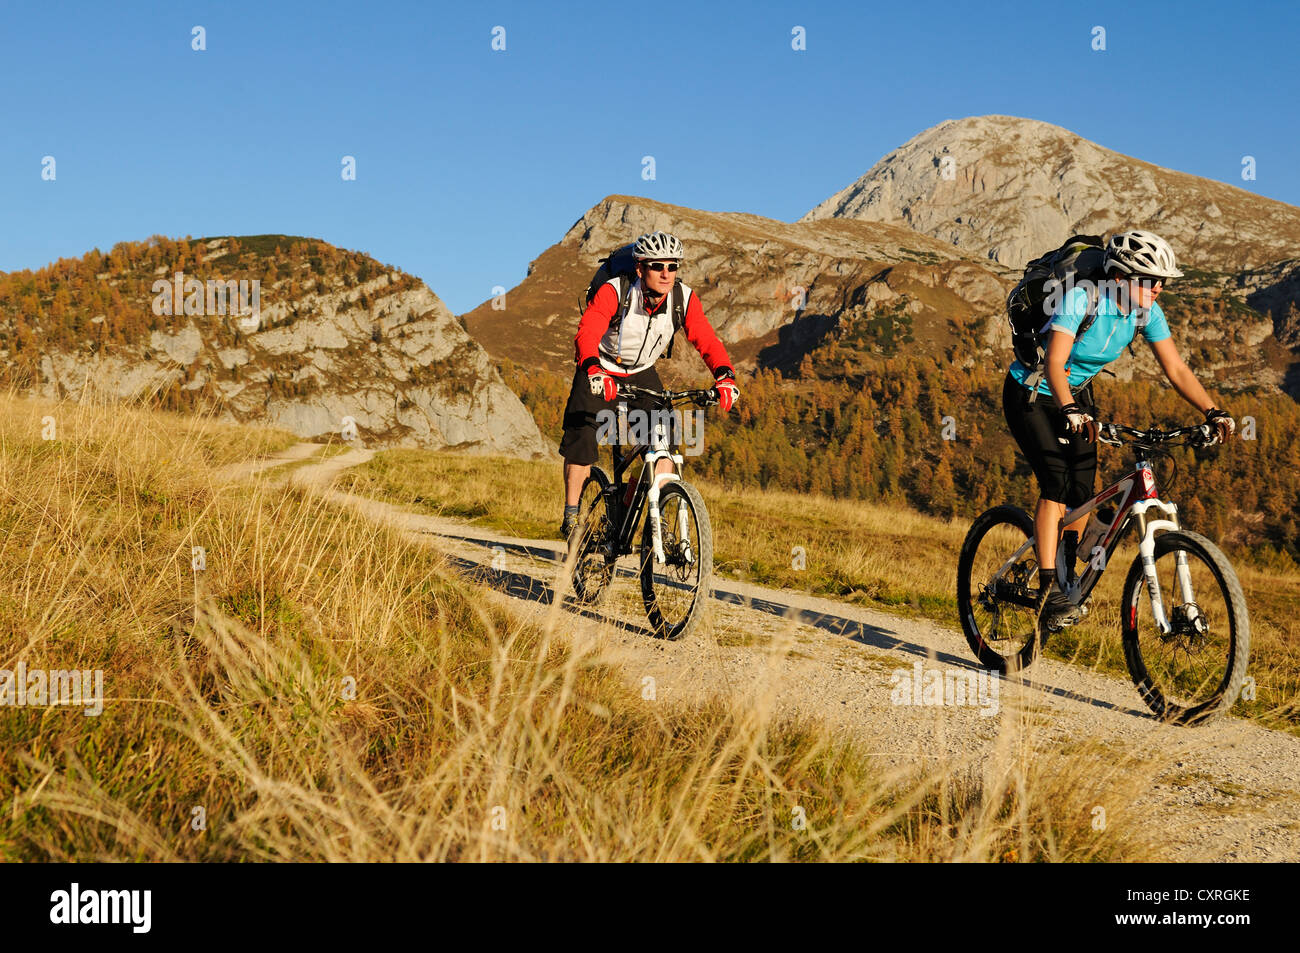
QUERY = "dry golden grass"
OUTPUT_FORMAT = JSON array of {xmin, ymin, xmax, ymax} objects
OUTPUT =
[{"xmin": 0, "ymin": 394, "xmax": 1169, "ymax": 860}]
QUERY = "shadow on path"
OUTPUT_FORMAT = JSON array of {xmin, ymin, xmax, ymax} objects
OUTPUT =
[
  {"xmin": 441, "ymin": 554, "xmax": 656, "ymax": 639},
  {"xmin": 432, "ymin": 532, "xmax": 1151, "ymax": 719}
]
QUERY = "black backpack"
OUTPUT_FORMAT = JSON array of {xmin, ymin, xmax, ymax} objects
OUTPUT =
[
  {"xmin": 1006, "ymin": 235, "xmax": 1108, "ymax": 397},
  {"xmin": 580, "ymin": 243, "xmax": 686, "ymax": 360}
]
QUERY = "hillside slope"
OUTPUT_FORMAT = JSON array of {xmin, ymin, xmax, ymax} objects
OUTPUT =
[
  {"xmin": 464, "ymin": 194, "xmax": 1014, "ymax": 377},
  {"xmin": 465, "ymin": 194, "xmax": 1288, "ymax": 396},
  {"xmin": 0, "ymin": 235, "xmax": 547, "ymax": 457}
]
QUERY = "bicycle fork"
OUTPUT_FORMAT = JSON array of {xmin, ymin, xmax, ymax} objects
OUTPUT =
[
  {"xmin": 644, "ymin": 449, "xmax": 686, "ymax": 565},
  {"xmin": 1132, "ymin": 500, "xmax": 1190, "ymax": 636}
]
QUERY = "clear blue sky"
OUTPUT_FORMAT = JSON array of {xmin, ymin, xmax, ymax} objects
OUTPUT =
[{"xmin": 3, "ymin": 0, "xmax": 1298, "ymax": 314}]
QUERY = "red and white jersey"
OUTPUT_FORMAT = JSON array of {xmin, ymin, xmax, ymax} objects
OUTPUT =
[{"xmin": 574, "ymin": 277, "xmax": 733, "ymax": 378}]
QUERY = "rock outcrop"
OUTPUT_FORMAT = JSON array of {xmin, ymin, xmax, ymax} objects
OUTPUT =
[
  {"xmin": 17, "ymin": 238, "xmax": 549, "ymax": 457},
  {"xmin": 1239, "ymin": 258, "xmax": 1300, "ymax": 346},
  {"xmin": 802, "ymin": 115, "xmax": 1300, "ymax": 274}
]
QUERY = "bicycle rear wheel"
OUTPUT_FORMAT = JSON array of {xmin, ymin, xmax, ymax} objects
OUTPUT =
[
  {"xmin": 1121, "ymin": 530, "xmax": 1250, "ymax": 724},
  {"xmin": 640, "ymin": 480, "xmax": 712, "ymax": 641},
  {"xmin": 571, "ymin": 469, "xmax": 615, "ymax": 604},
  {"xmin": 956, "ymin": 505, "xmax": 1041, "ymax": 672}
]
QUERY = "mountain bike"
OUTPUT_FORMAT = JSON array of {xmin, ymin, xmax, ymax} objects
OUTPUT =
[
  {"xmin": 956, "ymin": 420, "xmax": 1250, "ymax": 724},
  {"xmin": 568, "ymin": 384, "xmax": 718, "ymax": 641}
]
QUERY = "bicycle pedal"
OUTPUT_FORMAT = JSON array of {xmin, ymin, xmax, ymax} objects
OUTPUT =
[{"xmin": 1047, "ymin": 609, "xmax": 1082, "ymax": 630}]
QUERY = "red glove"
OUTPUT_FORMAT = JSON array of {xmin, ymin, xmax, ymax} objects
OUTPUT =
[
  {"xmin": 715, "ymin": 377, "xmax": 738, "ymax": 412},
  {"xmin": 588, "ymin": 368, "xmax": 618, "ymax": 402}
]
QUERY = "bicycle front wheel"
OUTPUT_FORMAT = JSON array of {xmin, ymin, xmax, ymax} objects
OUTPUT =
[
  {"xmin": 1121, "ymin": 530, "xmax": 1251, "ymax": 725},
  {"xmin": 639, "ymin": 480, "xmax": 712, "ymax": 641},
  {"xmin": 955, "ymin": 505, "xmax": 1041, "ymax": 672}
]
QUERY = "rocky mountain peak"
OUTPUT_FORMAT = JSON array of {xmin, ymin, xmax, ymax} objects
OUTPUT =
[{"xmin": 802, "ymin": 115, "xmax": 1300, "ymax": 273}]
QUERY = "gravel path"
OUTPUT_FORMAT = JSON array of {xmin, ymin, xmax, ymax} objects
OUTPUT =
[
  {"xmin": 214, "ymin": 440, "xmax": 324, "ymax": 482},
  {"xmin": 271, "ymin": 445, "xmax": 1300, "ymax": 862}
]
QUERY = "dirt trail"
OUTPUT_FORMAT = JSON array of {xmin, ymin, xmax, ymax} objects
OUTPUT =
[
  {"xmin": 214, "ymin": 441, "xmax": 324, "ymax": 482},
  {"xmin": 259, "ymin": 444, "xmax": 1300, "ymax": 862}
]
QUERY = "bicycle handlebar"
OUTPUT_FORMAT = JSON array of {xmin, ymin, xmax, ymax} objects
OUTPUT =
[
  {"xmin": 1096, "ymin": 420, "xmax": 1220, "ymax": 448},
  {"xmin": 616, "ymin": 383, "xmax": 720, "ymax": 407}
]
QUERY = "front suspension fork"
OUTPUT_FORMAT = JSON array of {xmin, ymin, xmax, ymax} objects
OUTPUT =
[
  {"xmin": 1133, "ymin": 500, "xmax": 1186, "ymax": 636},
  {"xmin": 645, "ymin": 452, "xmax": 685, "ymax": 564}
]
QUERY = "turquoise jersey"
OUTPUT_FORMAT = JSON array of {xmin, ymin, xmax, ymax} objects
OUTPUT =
[{"xmin": 1009, "ymin": 286, "xmax": 1171, "ymax": 396}]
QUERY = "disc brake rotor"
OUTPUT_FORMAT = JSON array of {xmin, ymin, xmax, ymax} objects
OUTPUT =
[{"xmin": 1168, "ymin": 603, "xmax": 1210, "ymax": 649}]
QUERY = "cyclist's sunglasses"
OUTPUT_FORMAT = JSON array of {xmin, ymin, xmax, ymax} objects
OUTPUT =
[
  {"xmin": 1131, "ymin": 275, "xmax": 1165, "ymax": 286},
  {"xmin": 642, "ymin": 261, "xmax": 680, "ymax": 272}
]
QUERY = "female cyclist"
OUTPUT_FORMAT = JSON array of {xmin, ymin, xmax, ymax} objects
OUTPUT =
[{"xmin": 1002, "ymin": 230, "xmax": 1235, "ymax": 628}]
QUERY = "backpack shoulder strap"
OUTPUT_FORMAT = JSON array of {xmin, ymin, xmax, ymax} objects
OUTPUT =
[
  {"xmin": 620, "ymin": 275, "xmax": 634, "ymax": 316},
  {"xmin": 1076, "ymin": 282, "xmax": 1103, "ymax": 338},
  {"xmin": 1028, "ymin": 283, "xmax": 1106, "ymax": 402},
  {"xmin": 607, "ymin": 275, "xmax": 635, "ymax": 331},
  {"xmin": 662, "ymin": 281, "xmax": 686, "ymax": 360}
]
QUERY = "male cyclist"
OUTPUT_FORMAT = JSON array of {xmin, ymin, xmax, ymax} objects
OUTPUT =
[
  {"xmin": 1002, "ymin": 230, "xmax": 1235, "ymax": 629},
  {"xmin": 559, "ymin": 230, "xmax": 738, "ymax": 538}
]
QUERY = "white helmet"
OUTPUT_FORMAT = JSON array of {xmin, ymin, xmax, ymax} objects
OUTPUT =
[
  {"xmin": 633, "ymin": 230, "xmax": 684, "ymax": 261},
  {"xmin": 1104, "ymin": 230, "xmax": 1184, "ymax": 279}
]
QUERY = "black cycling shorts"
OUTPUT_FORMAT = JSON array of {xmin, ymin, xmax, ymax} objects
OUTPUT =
[
  {"xmin": 558, "ymin": 365, "xmax": 674, "ymax": 466},
  {"xmin": 1002, "ymin": 372, "xmax": 1097, "ymax": 506}
]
